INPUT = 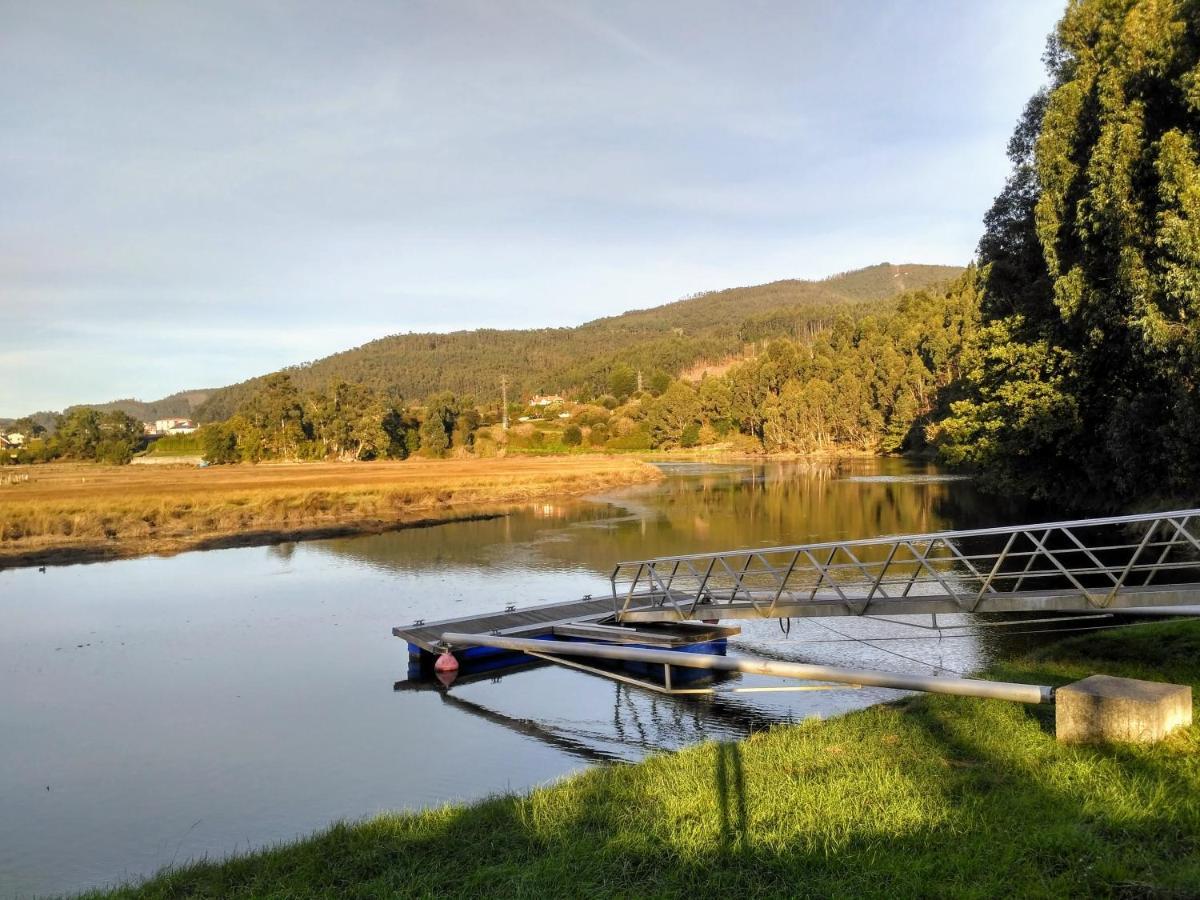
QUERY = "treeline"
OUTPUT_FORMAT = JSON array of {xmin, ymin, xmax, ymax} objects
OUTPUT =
[
  {"xmin": 197, "ymin": 375, "xmax": 483, "ymax": 464},
  {"xmin": 193, "ymin": 264, "xmax": 960, "ymax": 421},
  {"xmin": 933, "ymin": 0, "xmax": 1200, "ymax": 506},
  {"xmin": 176, "ymin": 273, "xmax": 979, "ymax": 465},
  {"xmin": 0, "ymin": 269, "xmax": 1004, "ymax": 471},
  {"xmin": 2, "ymin": 409, "xmax": 145, "ymax": 464},
  {"xmin": 621, "ymin": 273, "xmax": 980, "ymax": 454}
]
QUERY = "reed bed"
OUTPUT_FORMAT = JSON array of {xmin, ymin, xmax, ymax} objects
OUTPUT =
[{"xmin": 0, "ymin": 456, "xmax": 662, "ymax": 566}]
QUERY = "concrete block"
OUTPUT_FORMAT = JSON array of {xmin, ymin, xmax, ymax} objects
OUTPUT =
[{"xmin": 1056, "ymin": 674, "xmax": 1192, "ymax": 744}]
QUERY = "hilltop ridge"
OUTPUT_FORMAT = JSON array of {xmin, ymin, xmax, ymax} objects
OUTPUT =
[
  {"xmin": 194, "ymin": 262, "xmax": 960, "ymax": 421},
  {"xmin": 6, "ymin": 263, "xmax": 961, "ymax": 425}
]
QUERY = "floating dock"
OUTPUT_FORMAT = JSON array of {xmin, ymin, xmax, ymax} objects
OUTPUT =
[
  {"xmin": 393, "ymin": 596, "xmax": 739, "ymax": 681},
  {"xmin": 393, "ymin": 508, "xmax": 1200, "ymax": 705}
]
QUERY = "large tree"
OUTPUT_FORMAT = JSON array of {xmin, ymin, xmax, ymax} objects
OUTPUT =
[{"xmin": 939, "ymin": 0, "xmax": 1200, "ymax": 504}]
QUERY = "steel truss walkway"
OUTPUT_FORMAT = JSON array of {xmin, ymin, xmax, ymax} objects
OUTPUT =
[{"xmin": 611, "ymin": 509, "xmax": 1200, "ymax": 623}]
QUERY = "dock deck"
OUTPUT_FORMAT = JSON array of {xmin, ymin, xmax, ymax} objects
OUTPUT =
[
  {"xmin": 394, "ymin": 595, "xmax": 632, "ymax": 656},
  {"xmin": 393, "ymin": 595, "xmax": 737, "ymax": 661}
]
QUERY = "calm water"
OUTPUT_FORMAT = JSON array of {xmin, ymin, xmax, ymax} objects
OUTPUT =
[{"xmin": 1, "ymin": 459, "xmax": 1035, "ymax": 897}]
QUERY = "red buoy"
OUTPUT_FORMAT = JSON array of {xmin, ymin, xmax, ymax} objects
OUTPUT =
[{"xmin": 434, "ymin": 651, "xmax": 459, "ymax": 673}]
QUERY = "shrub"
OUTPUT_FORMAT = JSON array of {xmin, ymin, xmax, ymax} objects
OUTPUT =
[
  {"xmin": 606, "ymin": 427, "xmax": 652, "ymax": 450},
  {"xmin": 562, "ymin": 425, "xmax": 583, "ymax": 446},
  {"xmin": 573, "ymin": 405, "xmax": 611, "ymax": 427},
  {"xmin": 201, "ymin": 424, "xmax": 240, "ymax": 465},
  {"xmin": 96, "ymin": 439, "xmax": 134, "ymax": 465}
]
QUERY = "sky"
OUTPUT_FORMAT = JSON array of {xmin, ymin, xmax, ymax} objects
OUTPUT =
[{"xmin": 0, "ymin": 1, "xmax": 1064, "ymax": 416}]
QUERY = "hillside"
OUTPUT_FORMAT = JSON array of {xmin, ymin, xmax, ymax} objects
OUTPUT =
[
  {"xmin": 66, "ymin": 390, "xmax": 211, "ymax": 423},
  {"xmin": 194, "ymin": 263, "xmax": 960, "ymax": 421},
  {"xmin": 3, "ymin": 391, "xmax": 212, "ymax": 434}
]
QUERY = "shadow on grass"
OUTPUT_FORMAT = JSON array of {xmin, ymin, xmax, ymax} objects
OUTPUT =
[
  {"xmin": 90, "ymin": 622, "xmax": 1200, "ymax": 899},
  {"xmin": 715, "ymin": 741, "xmax": 748, "ymax": 854}
]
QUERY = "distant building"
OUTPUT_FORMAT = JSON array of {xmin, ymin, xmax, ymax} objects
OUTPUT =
[
  {"xmin": 529, "ymin": 394, "xmax": 565, "ymax": 407},
  {"xmin": 4, "ymin": 432, "xmax": 25, "ymax": 447},
  {"xmin": 153, "ymin": 418, "xmax": 197, "ymax": 435}
]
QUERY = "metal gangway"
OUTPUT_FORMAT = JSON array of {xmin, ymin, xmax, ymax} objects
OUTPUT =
[{"xmin": 611, "ymin": 509, "xmax": 1200, "ymax": 623}]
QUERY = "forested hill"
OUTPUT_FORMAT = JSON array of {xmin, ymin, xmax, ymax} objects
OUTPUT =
[
  {"xmin": 2, "ymin": 391, "xmax": 211, "ymax": 434},
  {"xmin": 194, "ymin": 263, "xmax": 960, "ymax": 422},
  {"xmin": 69, "ymin": 390, "xmax": 212, "ymax": 423}
]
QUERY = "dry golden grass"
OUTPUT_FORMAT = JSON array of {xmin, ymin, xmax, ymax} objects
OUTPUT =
[{"xmin": 0, "ymin": 456, "xmax": 662, "ymax": 567}]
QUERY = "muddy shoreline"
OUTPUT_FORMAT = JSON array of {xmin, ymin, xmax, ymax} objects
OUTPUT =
[
  {"xmin": 0, "ymin": 510, "xmax": 511, "ymax": 570},
  {"xmin": 0, "ymin": 456, "xmax": 663, "ymax": 571}
]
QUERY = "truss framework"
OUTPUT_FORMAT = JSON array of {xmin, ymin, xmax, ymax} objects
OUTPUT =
[{"xmin": 610, "ymin": 509, "xmax": 1200, "ymax": 622}]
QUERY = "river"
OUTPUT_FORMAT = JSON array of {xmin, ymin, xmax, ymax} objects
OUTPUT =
[{"xmin": 1, "ymin": 458, "xmax": 1037, "ymax": 897}]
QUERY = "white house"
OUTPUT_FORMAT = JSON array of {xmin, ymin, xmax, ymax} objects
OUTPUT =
[
  {"xmin": 4, "ymin": 432, "xmax": 24, "ymax": 447},
  {"xmin": 529, "ymin": 394, "xmax": 565, "ymax": 408},
  {"xmin": 153, "ymin": 418, "xmax": 197, "ymax": 435}
]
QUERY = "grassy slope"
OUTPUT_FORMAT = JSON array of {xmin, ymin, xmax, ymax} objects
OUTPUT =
[{"xmin": 91, "ymin": 620, "xmax": 1200, "ymax": 899}]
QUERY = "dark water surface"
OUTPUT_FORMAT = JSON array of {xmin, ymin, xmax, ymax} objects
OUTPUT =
[{"xmin": 1, "ymin": 459, "xmax": 1035, "ymax": 897}]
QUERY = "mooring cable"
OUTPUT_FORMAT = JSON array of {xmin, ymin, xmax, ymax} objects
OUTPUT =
[
  {"xmin": 736, "ymin": 617, "xmax": 1186, "ymax": 646},
  {"xmin": 801, "ymin": 616, "xmax": 970, "ymax": 676}
]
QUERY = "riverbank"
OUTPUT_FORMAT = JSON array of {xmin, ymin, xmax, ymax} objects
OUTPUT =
[
  {"xmin": 0, "ymin": 456, "xmax": 663, "ymax": 570},
  {"xmin": 87, "ymin": 619, "xmax": 1200, "ymax": 898}
]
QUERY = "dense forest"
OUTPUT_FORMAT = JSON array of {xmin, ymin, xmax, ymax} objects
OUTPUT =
[
  {"xmin": 191, "ymin": 264, "xmax": 960, "ymax": 421},
  {"xmin": 110, "ymin": 271, "xmax": 978, "ymax": 466},
  {"xmin": 935, "ymin": 0, "xmax": 1200, "ymax": 506}
]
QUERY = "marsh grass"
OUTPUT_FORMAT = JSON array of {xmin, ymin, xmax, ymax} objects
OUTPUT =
[
  {"xmin": 0, "ymin": 457, "xmax": 662, "ymax": 566},
  {"xmin": 85, "ymin": 620, "xmax": 1200, "ymax": 899}
]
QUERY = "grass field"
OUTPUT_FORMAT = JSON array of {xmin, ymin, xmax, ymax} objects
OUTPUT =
[
  {"xmin": 0, "ymin": 456, "xmax": 662, "ymax": 568},
  {"xmin": 84, "ymin": 619, "xmax": 1200, "ymax": 898}
]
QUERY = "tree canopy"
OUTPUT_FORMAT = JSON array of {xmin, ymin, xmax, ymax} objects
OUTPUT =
[{"xmin": 938, "ymin": 0, "xmax": 1200, "ymax": 505}]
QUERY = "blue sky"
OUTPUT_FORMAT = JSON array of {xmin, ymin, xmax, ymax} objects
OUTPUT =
[{"xmin": 0, "ymin": 1, "xmax": 1063, "ymax": 416}]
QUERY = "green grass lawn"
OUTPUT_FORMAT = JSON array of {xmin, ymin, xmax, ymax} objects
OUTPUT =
[{"xmin": 89, "ymin": 620, "xmax": 1200, "ymax": 899}]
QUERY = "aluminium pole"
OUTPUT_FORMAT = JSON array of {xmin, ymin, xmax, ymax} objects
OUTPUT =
[{"xmin": 441, "ymin": 632, "xmax": 1053, "ymax": 704}]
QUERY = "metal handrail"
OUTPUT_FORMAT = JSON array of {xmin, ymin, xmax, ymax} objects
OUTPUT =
[
  {"xmin": 610, "ymin": 509, "xmax": 1200, "ymax": 621},
  {"xmin": 614, "ymin": 508, "xmax": 1200, "ymax": 566}
]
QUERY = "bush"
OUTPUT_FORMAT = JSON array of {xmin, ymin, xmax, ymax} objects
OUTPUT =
[
  {"xmin": 96, "ymin": 439, "xmax": 134, "ymax": 465},
  {"xmin": 201, "ymin": 424, "xmax": 240, "ymax": 465},
  {"xmin": 572, "ymin": 405, "xmax": 611, "ymax": 427},
  {"xmin": 680, "ymin": 423, "xmax": 700, "ymax": 448},
  {"xmin": 562, "ymin": 425, "xmax": 583, "ymax": 446},
  {"xmin": 418, "ymin": 417, "xmax": 449, "ymax": 457},
  {"xmin": 728, "ymin": 432, "xmax": 764, "ymax": 453},
  {"xmin": 606, "ymin": 427, "xmax": 652, "ymax": 450}
]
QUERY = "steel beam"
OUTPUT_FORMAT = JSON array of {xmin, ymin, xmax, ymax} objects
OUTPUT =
[{"xmin": 441, "ymin": 632, "xmax": 1054, "ymax": 704}]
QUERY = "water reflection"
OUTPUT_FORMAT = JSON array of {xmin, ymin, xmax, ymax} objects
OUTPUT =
[
  {"xmin": 312, "ymin": 459, "xmax": 1028, "ymax": 579},
  {"xmin": 0, "ymin": 458, "xmax": 1039, "ymax": 898}
]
